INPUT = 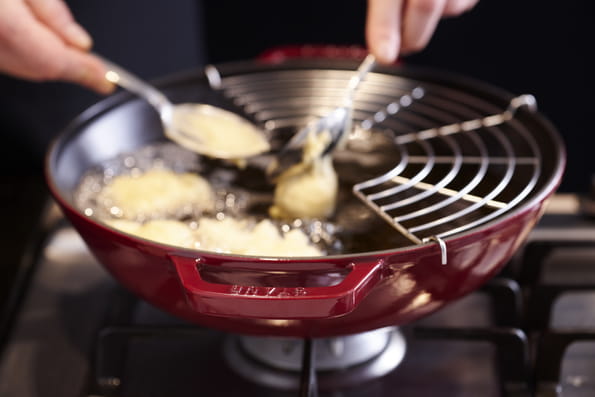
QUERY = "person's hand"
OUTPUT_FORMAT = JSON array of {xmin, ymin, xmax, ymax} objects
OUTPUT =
[
  {"xmin": 366, "ymin": 0, "xmax": 479, "ymax": 64},
  {"xmin": 0, "ymin": 0, "xmax": 113, "ymax": 93}
]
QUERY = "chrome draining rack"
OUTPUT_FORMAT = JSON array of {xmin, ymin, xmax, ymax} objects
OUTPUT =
[{"xmin": 204, "ymin": 65, "xmax": 543, "ymax": 264}]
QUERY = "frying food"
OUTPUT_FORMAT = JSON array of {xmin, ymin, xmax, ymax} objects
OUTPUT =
[
  {"xmin": 107, "ymin": 219, "xmax": 198, "ymax": 249},
  {"xmin": 107, "ymin": 217, "xmax": 322, "ymax": 256},
  {"xmin": 194, "ymin": 217, "xmax": 322, "ymax": 256},
  {"xmin": 96, "ymin": 168, "xmax": 215, "ymax": 221},
  {"xmin": 270, "ymin": 131, "xmax": 338, "ymax": 220},
  {"xmin": 77, "ymin": 138, "xmax": 328, "ymax": 257}
]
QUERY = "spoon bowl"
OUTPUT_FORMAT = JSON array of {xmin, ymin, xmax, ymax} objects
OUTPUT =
[{"xmin": 100, "ymin": 56, "xmax": 271, "ymax": 160}]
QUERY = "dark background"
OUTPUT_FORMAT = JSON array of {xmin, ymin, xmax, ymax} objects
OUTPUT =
[{"xmin": 0, "ymin": 0, "xmax": 594, "ymax": 330}]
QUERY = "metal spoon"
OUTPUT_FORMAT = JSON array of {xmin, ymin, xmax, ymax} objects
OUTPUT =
[
  {"xmin": 99, "ymin": 56, "xmax": 271, "ymax": 160},
  {"xmin": 267, "ymin": 54, "xmax": 377, "ymax": 179}
]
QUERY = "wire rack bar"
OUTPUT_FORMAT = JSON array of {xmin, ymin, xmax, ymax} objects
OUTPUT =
[{"xmin": 215, "ymin": 66, "xmax": 543, "ymax": 257}]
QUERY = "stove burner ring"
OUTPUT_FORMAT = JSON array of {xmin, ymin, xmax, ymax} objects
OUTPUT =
[{"xmin": 223, "ymin": 327, "xmax": 405, "ymax": 390}]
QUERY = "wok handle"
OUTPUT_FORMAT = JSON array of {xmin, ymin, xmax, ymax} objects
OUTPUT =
[{"xmin": 170, "ymin": 256, "xmax": 385, "ymax": 319}]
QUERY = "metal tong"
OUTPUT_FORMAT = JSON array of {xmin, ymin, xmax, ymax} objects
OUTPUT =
[{"xmin": 267, "ymin": 54, "xmax": 377, "ymax": 179}]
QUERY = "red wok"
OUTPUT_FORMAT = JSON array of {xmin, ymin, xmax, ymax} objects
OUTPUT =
[{"xmin": 46, "ymin": 59, "xmax": 564, "ymax": 337}]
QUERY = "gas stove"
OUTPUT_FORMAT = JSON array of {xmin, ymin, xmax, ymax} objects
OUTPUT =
[{"xmin": 0, "ymin": 193, "xmax": 594, "ymax": 397}]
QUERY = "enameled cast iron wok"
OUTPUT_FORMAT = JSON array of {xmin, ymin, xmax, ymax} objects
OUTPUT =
[{"xmin": 46, "ymin": 58, "xmax": 565, "ymax": 338}]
